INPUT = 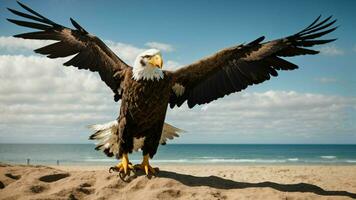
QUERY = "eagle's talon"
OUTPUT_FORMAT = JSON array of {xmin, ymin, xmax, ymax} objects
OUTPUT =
[
  {"xmin": 109, "ymin": 166, "xmax": 118, "ymax": 173},
  {"xmin": 134, "ymin": 154, "xmax": 157, "ymax": 176},
  {"xmin": 119, "ymin": 171, "xmax": 127, "ymax": 180},
  {"xmin": 134, "ymin": 164, "xmax": 157, "ymax": 175},
  {"xmin": 109, "ymin": 153, "xmax": 134, "ymax": 175},
  {"xmin": 109, "ymin": 163, "xmax": 136, "ymax": 182}
]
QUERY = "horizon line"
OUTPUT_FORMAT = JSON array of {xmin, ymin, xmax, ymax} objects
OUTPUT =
[{"xmin": 1, "ymin": 143, "xmax": 356, "ymax": 145}]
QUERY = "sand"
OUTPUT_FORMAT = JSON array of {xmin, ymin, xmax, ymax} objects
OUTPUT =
[{"xmin": 0, "ymin": 163, "xmax": 356, "ymax": 200}]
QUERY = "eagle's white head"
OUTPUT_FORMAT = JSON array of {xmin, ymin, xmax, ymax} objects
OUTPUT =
[{"xmin": 133, "ymin": 49, "xmax": 164, "ymax": 81}]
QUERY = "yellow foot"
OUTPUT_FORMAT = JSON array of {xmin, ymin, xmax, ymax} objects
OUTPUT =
[
  {"xmin": 134, "ymin": 154, "xmax": 158, "ymax": 175},
  {"xmin": 109, "ymin": 153, "xmax": 134, "ymax": 174}
]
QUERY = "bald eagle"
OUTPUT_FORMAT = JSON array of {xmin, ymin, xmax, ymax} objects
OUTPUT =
[{"xmin": 8, "ymin": 2, "xmax": 337, "ymax": 176}]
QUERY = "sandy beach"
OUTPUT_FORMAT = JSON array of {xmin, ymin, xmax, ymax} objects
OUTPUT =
[{"xmin": 0, "ymin": 163, "xmax": 355, "ymax": 200}]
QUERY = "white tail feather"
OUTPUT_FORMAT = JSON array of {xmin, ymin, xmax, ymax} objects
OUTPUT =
[
  {"xmin": 88, "ymin": 120, "xmax": 118, "ymax": 131},
  {"xmin": 89, "ymin": 120, "xmax": 184, "ymax": 156},
  {"xmin": 160, "ymin": 123, "xmax": 185, "ymax": 144}
]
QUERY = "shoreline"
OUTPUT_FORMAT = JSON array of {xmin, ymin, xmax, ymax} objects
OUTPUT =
[
  {"xmin": 3, "ymin": 162, "xmax": 356, "ymax": 170},
  {"xmin": 4, "ymin": 160, "xmax": 356, "ymax": 167}
]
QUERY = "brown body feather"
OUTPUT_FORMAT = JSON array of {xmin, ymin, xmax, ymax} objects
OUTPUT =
[{"xmin": 117, "ymin": 70, "xmax": 173, "ymax": 158}]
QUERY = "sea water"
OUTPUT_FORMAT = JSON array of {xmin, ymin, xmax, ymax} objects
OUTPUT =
[{"xmin": 0, "ymin": 144, "xmax": 356, "ymax": 165}]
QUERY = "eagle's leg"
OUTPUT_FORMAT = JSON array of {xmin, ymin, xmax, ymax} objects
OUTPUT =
[
  {"xmin": 134, "ymin": 154, "xmax": 157, "ymax": 175},
  {"xmin": 109, "ymin": 153, "xmax": 134, "ymax": 174}
]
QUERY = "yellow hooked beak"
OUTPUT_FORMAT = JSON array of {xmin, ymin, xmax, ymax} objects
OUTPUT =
[{"xmin": 148, "ymin": 54, "xmax": 163, "ymax": 68}]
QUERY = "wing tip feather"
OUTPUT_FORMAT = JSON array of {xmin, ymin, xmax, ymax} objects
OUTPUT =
[{"xmin": 70, "ymin": 17, "xmax": 88, "ymax": 34}]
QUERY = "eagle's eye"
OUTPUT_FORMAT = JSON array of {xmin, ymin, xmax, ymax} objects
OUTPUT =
[
  {"xmin": 140, "ymin": 58, "xmax": 146, "ymax": 66},
  {"xmin": 140, "ymin": 55, "xmax": 152, "ymax": 67}
]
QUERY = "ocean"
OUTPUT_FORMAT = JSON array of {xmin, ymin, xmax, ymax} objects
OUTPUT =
[{"xmin": 0, "ymin": 144, "xmax": 356, "ymax": 166}]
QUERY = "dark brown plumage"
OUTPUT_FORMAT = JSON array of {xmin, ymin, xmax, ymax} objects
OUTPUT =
[
  {"xmin": 116, "ymin": 69, "xmax": 173, "ymax": 158},
  {"xmin": 8, "ymin": 2, "xmax": 337, "ymax": 172},
  {"xmin": 170, "ymin": 15, "xmax": 337, "ymax": 108},
  {"xmin": 7, "ymin": 1, "xmax": 129, "ymax": 102}
]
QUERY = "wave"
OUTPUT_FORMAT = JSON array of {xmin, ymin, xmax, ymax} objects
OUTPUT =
[
  {"xmin": 15, "ymin": 157, "xmax": 356, "ymax": 165},
  {"xmin": 320, "ymin": 156, "xmax": 337, "ymax": 159},
  {"xmin": 346, "ymin": 160, "xmax": 356, "ymax": 163},
  {"xmin": 287, "ymin": 158, "xmax": 299, "ymax": 161},
  {"xmin": 78, "ymin": 156, "xmax": 356, "ymax": 165},
  {"xmin": 205, "ymin": 159, "xmax": 287, "ymax": 163},
  {"xmin": 156, "ymin": 158, "xmax": 293, "ymax": 163},
  {"xmin": 194, "ymin": 156, "xmax": 224, "ymax": 159}
]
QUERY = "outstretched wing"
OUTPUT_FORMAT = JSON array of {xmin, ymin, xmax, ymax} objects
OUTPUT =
[
  {"xmin": 169, "ymin": 16, "xmax": 337, "ymax": 108},
  {"xmin": 7, "ymin": 1, "xmax": 130, "ymax": 101}
]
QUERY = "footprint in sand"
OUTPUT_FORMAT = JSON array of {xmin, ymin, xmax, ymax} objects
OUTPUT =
[
  {"xmin": 39, "ymin": 173, "xmax": 70, "ymax": 183},
  {"xmin": 156, "ymin": 189, "xmax": 182, "ymax": 199},
  {"xmin": 0, "ymin": 173, "xmax": 21, "ymax": 190},
  {"xmin": 68, "ymin": 193, "xmax": 78, "ymax": 200},
  {"xmin": 0, "ymin": 181, "xmax": 5, "ymax": 189},
  {"xmin": 76, "ymin": 187, "xmax": 94, "ymax": 195},
  {"xmin": 5, "ymin": 173, "xmax": 21, "ymax": 180},
  {"xmin": 77, "ymin": 182, "xmax": 94, "ymax": 195},
  {"xmin": 30, "ymin": 185, "xmax": 47, "ymax": 193},
  {"xmin": 80, "ymin": 183, "xmax": 91, "ymax": 187}
]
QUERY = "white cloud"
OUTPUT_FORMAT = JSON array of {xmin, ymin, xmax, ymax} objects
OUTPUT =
[
  {"xmin": 314, "ymin": 77, "xmax": 337, "ymax": 84},
  {"xmin": 0, "ymin": 55, "xmax": 104, "ymax": 94},
  {"xmin": 106, "ymin": 41, "xmax": 180, "ymax": 67},
  {"xmin": 201, "ymin": 105, "xmax": 209, "ymax": 111},
  {"xmin": 0, "ymin": 36, "xmax": 144, "ymax": 66},
  {"xmin": 0, "ymin": 36, "xmax": 53, "ymax": 53},
  {"xmin": 165, "ymin": 60, "xmax": 182, "ymax": 71},
  {"xmin": 0, "ymin": 54, "xmax": 117, "ymax": 127},
  {"xmin": 0, "ymin": 36, "xmax": 179, "ymax": 67},
  {"xmin": 166, "ymin": 90, "xmax": 356, "ymax": 142},
  {"xmin": 145, "ymin": 42, "xmax": 174, "ymax": 52},
  {"xmin": 104, "ymin": 40, "xmax": 145, "ymax": 65},
  {"xmin": 319, "ymin": 44, "xmax": 344, "ymax": 56}
]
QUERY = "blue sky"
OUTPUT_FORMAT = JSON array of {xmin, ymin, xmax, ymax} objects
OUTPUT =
[{"xmin": 0, "ymin": 0, "xmax": 355, "ymax": 144}]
